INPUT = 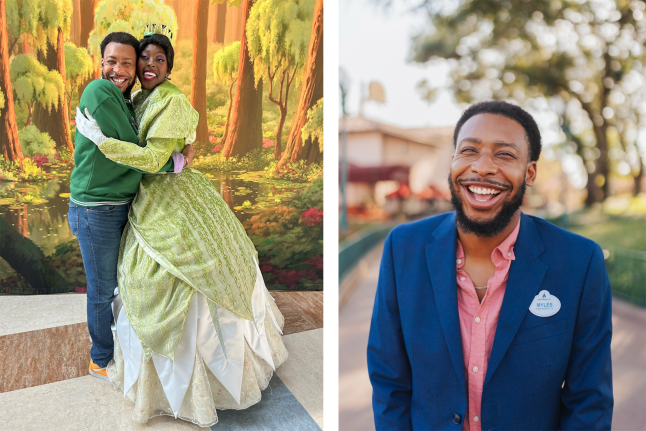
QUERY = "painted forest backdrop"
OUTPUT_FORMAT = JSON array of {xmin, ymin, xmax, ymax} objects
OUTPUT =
[{"xmin": 0, "ymin": 0, "xmax": 323, "ymax": 293}]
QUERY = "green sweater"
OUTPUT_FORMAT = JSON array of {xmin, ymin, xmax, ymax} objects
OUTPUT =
[{"xmin": 70, "ymin": 79, "xmax": 174, "ymax": 206}]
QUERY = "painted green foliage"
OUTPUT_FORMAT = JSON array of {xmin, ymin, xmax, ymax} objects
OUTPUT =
[
  {"xmin": 18, "ymin": 125, "xmax": 56, "ymax": 157},
  {"xmin": 246, "ymin": 0, "xmax": 313, "ymax": 88},
  {"xmin": 302, "ymin": 97, "xmax": 322, "ymax": 151},
  {"xmin": 88, "ymin": 0, "xmax": 177, "ymax": 57},
  {"xmin": 63, "ymin": 42, "xmax": 92, "ymax": 119},
  {"xmin": 1, "ymin": 0, "xmax": 324, "ymax": 293},
  {"xmin": 6, "ymin": 0, "xmax": 72, "ymax": 54},
  {"xmin": 246, "ymin": 0, "xmax": 314, "ymax": 158},
  {"xmin": 213, "ymin": 41, "xmax": 240, "ymax": 86},
  {"xmin": 213, "ymin": 41, "xmax": 240, "ymax": 144},
  {"xmin": 10, "ymin": 54, "xmax": 65, "ymax": 126}
]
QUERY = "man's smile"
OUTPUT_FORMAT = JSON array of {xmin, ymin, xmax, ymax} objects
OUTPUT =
[
  {"xmin": 107, "ymin": 74, "xmax": 130, "ymax": 87},
  {"xmin": 458, "ymin": 180, "xmax": 510, "ymax": 210}
]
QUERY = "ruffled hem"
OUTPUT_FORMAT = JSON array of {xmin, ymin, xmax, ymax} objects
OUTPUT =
[{"xmin": 107, "ymin": 288, "xmax": 288, "ymax": 427}]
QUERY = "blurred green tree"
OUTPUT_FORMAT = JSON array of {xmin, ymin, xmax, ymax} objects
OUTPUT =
[
  {"xmin": 213, "ymin": 40, "xmax": 240, "ymax": 145},
  {"xmin": 411, "ymin": 0, "xmax": 646, "ymax": 205},
  {"xmin": 63, "ymin": 41, "xmax": 92, "ymax": 121},
  {"xmin": 246, "ymin": 0, "xmax": 314, "ymax": 160},
  {"xmin": 10, "ymin": 53, "xmax": 64, "ymax": 126}
]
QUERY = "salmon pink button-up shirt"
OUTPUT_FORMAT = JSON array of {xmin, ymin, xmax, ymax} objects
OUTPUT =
[{"xmin": 456, "ymin": 218, "xmax": 520, "ymax": 431}]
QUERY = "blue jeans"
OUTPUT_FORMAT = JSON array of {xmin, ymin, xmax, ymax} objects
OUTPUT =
[{"xmin": 68, "ymin": 201, "xmax": 130, "ymax": 368}]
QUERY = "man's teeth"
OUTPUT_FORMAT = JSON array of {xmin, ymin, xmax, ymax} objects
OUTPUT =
[
  {"xmin": 468, "ymin": 185, "xmax": 501, "ymax": 195},
  {"xmin": 111, "ymin": 78, "xmax": 126, "ymax": 83}
]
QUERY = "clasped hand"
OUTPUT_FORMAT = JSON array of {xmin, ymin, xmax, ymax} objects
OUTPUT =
[{"xmin": 75, "ymin": 107, "xmax": 194, "ymax": 167}]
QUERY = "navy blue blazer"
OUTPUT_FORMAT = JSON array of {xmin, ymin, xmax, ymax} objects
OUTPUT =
[{"xmin": 367, "ymin": 212, "xmax": 613, "ymax": 430}]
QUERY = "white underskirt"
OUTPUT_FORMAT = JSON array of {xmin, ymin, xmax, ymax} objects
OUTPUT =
[{"xmin": 108, "ymin": 265, "xmax": 288, "ymax": 427}]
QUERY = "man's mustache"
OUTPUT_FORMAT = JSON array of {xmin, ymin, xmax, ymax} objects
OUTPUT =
[{"xmin": 456, "ymin": 177, "xmax": 511, "ymax": 190}]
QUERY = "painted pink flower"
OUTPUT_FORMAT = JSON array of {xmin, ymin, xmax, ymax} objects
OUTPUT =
[
  {"xmin": 305, "ymin": 255, "xmax": 323, "ymax": 270},
  {"xmin": 301, "ymin": 207, "xmax": 323, "ymax": 227},
  {"xmin": 262, "ymin": 138, "xmax": 274, "ymax": 148}
]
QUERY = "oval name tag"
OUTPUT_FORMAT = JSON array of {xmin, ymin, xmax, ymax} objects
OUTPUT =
[{"xmin": 529, "ymin": 290, "xmax": 561, "ymax": 317}]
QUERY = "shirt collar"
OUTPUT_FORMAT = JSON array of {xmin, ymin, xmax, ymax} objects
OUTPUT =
[{"xmin": 456, "ymin": 217, "xmax": 521, "ymax": 268}]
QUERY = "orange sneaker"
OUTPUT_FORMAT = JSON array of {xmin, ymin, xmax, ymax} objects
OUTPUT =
[{"xmin": 88, "ymin": 359, "xmax": 109, "ymax": 382}]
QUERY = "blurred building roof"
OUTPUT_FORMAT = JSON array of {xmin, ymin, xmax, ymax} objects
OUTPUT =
[{"xmin": 339, "ymin": 116, "xmax": 454, "ymax": 147}]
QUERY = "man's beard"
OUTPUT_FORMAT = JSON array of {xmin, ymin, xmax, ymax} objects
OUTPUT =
[
  {"xmin": 101, "ymin": 71, "xmax": 136, "ymax": 98},
  {"xmin": 448, "ymin": 173, "xmax": 525, "ymax": 238}
]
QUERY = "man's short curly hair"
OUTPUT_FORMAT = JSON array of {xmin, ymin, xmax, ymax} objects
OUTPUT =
[
  {"xmin": 453, "ymin": 100, "xmax": 542, "ymax": 162},
  {"xmin": 100, "ymin": 32, "xmax": 140, "ymax": 58}
]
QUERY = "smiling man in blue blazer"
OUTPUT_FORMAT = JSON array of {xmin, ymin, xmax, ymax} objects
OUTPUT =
[{"xmin": 367, "ymin": 101, "xmax": 613, "ymax": 430}]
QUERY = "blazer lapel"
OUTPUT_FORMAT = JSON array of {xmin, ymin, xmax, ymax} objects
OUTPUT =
[
  {"xmin": 425, "ymin": 213, "xmax": 466, "ymax": 390},
  {"xmin": 484, "ymin": 213, "xmax": 548, "ymax": 388}
]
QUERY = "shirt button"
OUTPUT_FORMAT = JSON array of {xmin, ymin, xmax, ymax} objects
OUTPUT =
[
  {"xmin": 473, "ymin": 366, "xmax": 479, "ymax": 372},
  {"xmin": 507, "ymin": 252, "xmax": 511, "ymax": 256},
  {"xmin": 460, "ymin": 277, "xmax": 465, "ymax": 281},
  {"xmin": 456, "ymin": 258, "xmax": 461, "ymax": 264},
  {"xmin": 475, "ymin": 317, "xmax": 481, "ymax": 323},
  {"xmin": 474, "ymin": 416, "xmax": 479, "ymax": 422}
]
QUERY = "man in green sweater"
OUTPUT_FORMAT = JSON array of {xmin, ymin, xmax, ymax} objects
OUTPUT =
[{"xmin": 68, "ymin": 32, "xmax": 192, "ymax": 380}]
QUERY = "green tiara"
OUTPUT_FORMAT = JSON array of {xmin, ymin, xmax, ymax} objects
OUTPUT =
[{"xmin": 143, "ymin": 23, "xmax": 174, "ymax": 44}]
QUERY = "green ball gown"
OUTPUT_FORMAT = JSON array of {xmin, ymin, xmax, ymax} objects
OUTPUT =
[{"xmin": 94, "ymin": 81, "xmax": 288, "ymax": 427}]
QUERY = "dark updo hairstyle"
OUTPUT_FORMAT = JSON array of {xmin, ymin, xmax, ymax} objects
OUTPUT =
[
  {"xmin": 139, "ymin": 33, "xmax": 174, "ymax": 73},
  {"xmin": 453, "ymin": 100, "xmax": 542, "ymax": 162}
]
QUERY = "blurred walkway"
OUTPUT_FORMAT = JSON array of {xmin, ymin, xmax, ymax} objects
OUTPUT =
[{"xmin": 338, "ymin": 244, "xmax": 646, "ymax": 431}]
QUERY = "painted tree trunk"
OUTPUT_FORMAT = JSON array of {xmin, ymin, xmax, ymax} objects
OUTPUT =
[
  {"xmin": 25, "ymin": 103, "xmax": 33, "ymax": 127},
  {"xmin": 268, "ymin": 68, "xmax": 296, "ymax": 160},
  {"xmin": 34, "ymin": 28, "xmax": 74, "ymax": 155},
  {"xmin": 222, "ymin": 0, "xmax": 263, "ymax": 159},
  {"xmin": 78, "ymin": 0, "xmax": 98, "ymax": 99},
  {"xmin": 276, "ymin": 0, "xmax": 322, "ymax": 171},
  {"xmin": 79, "ymin": 0, "xmax": 97, "ymax": 48},
  {"xmin": 191, "ymin": 0, "xmax": 210, "ymax": 146},
  {"xmin": 174, "ymin": 0, "xmax": 195, "ymax": 41},
  {"xmin": 224, "ymin": 3, "xmax": 244, "ymax": 45},
  {"xmin": 214, "ymin": 2, "xmax": 227, "ymax": 44},
  {"xmin": 274, "ymin": 104, "xmax": 287, "ymax": 159},
  {"xmin": 70, "ymin": 0, "xmax": 81, "ymax": 46},
  {"xmin": 0, "ymin": 216, "xmax": 72, "ymax": 294},
  {"xmin": 0, "ymin": 0, "xmax": 23, "ymax": 168},
  {"xmin": 222, "ymin": 76, "xmax": 237, "ymax": 145}
]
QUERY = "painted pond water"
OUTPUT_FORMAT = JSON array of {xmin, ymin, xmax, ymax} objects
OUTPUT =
[{"xmin": 0, "ymin": 170, "xmax": 308, "ymax": 282}]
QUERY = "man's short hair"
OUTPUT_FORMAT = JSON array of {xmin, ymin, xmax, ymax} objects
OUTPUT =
[
  {"xmin": 139, "ymin": 34, "xmax": 175, "ymax": 73},
  {"xmin": 100, "ymin": 32, "xmax": 140, "ymax": 58},
  {"xmin": 453, "ymin": 100, "xmax": 542, "ymax": 162}
]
